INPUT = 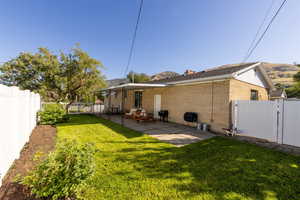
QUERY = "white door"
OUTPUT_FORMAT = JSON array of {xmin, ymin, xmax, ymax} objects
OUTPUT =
[{"xmin": 154, "ymin": 95, "xmax": 161, "ymax": 118}]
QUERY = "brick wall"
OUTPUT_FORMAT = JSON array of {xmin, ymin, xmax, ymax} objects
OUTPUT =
[
  {"xmin": 126, "ymin": 81, "xmax": 232, "ymax": 133},
  {"xmin": 104, "ymin": 78, "xmax": 269, "ymax": 133},
  {"xmin": 229, "ymin": 79, "xmax": 269, "ymax": 100}
]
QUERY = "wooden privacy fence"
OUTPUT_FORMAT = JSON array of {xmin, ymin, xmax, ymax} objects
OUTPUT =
[
  {"xmin": 232, "ymin": 99, "xmax": 300, "ymax": 147},
  {"xmin": 0, "ymin": 84, "xmax": 40, "ymax": 183}
]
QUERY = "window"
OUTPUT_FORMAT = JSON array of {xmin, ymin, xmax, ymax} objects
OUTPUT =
[
  {"xmin": 124, "ymin": 90, "xmax": 127, "ymax": 98},
  {"xmin": 134, "ymin": 91, "xmax": 143, "ymax": 108},
  {"xmin": 250, "ymin": 90, "xmax": 258, "ymax": 100}
]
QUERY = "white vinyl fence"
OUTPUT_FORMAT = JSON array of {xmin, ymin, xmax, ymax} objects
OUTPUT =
[
  {"xmin": 0, "ymin": 84, "xmax": 40, "ymax": 183},
  {"xmin": 68, "ymin": 103, "xmax": 104, "ymax": 114},
  {"xmin": 233, "ymin": 99, "xmax": 300, "ymax": 147}
]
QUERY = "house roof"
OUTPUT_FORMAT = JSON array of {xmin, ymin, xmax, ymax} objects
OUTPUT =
[
  {"xmin": 106, "ymin": 78, "xmax": 130, "ymax": 87},
  {"xmin": 147, "ymin": 62, "xmax": 258, "ymax": 84},
  {"xmin": 270, "ymin": 89, "xmax": 286, "ymax": 98},
  {"xmin": 102, "ymin": 62, "xmax": 274, "ymax": 91},
  {"xmin": 103, "ymin": 83, "xmax": 166, "ymax": 91}
]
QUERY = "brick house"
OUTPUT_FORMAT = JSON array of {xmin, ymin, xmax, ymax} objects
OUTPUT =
[{"xmin": 103, "ymin": 62, "xmax": 274, "ymax": 133}]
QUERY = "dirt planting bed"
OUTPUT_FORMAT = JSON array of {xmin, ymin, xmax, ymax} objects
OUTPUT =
[{"xmin": 0, "ymin": 125, "xmax": 56, "ymax": 200}]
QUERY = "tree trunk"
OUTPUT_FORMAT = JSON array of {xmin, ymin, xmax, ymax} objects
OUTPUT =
[{"xmin": 66, "ymin": 101, "xmax": 73, "ymax": 114}]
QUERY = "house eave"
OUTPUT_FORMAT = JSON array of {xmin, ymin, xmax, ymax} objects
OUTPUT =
[
  {"xmin": 103, "ymin": 83, "xmax": 167, "ymax": 91},
  {"xmin": 166, "ymin": 74, "xmax": 233, "ymax": 86}
]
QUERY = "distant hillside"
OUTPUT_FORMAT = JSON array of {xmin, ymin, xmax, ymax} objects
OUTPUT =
[
  {"xmin": 107, "ymin": 63, "xmax": 299, "ymax": 87},
  {"xmin": 151, "ymin": 71, "xmax": 179, "ymax": 81},
  {"xmin": 261, "ymin": 62, "xmax": 299, "ymax": 87}
]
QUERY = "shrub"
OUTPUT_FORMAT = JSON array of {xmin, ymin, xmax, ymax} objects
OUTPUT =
[
  {"xmin": 22, "ymin": 140, "xmax": 96, "ymax": 200},
  {"xmin": 38, "ymin": 103, "xmax": 68, "ymax": 125}
]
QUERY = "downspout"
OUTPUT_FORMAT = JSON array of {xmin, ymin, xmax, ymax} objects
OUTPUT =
[
  {"xmin": 121, "ymin": 88, "xmax": 125, "ymax": 126},
  {"xmin": 108, "ymin": 90, "xmax": 112, "ymax": 120},
  {"xmin": 211, "ymin": 81, "xmax": 214, "ymax": 122}
]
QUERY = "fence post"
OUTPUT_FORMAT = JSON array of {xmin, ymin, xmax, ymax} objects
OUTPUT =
[
  {"xmin": 231, "ymin": 100, "xmax": 238, "ymax": 133},
  {"xmin": 275, "ymin": 99, "xmax": 284, "ymax": 144}
]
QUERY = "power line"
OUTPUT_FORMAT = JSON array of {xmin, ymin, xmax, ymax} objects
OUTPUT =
[
  {"xmin": 243, "ymin": 0, "xmax": 288, "ymax": 62},
  {"xmin": 243, "ymin": 0, "xmax": 276, "ymax": 62},
  {"xmin": 123, "ymin": 0, "xmax": 144, "ymax": 78}
]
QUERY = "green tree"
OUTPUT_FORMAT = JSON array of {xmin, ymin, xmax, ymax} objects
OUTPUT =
[
  {"xmin": 0, "ymin": 46, "xmax": 106, "ymax": 106},
  {"xmin": 286, "ymin": 66, "xmax": 300, "ymax": 98},
  {"xmin": 293, "ymin": 71, "xmax": 300, "ymax": 82},
  {"xmin": 127, "ymin": 71, "xmax": 150, "ymax": 83}
]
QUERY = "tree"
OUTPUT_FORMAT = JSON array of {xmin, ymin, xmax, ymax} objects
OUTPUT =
[
  {"xmin": 127, "ymin": 71, "xmax": 150, "ymax": 83},
  {"xmin": 285, "ymin": 65, "xmax": 300, "ymax": 98},
  {"xmin": 0, "ymin": 46, "xmax": 106, "ymax": 107}
]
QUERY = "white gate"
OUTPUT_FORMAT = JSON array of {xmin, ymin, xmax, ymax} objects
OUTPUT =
[{"xmin": 233, "ymin": 100, "xmax": 300, "ymax": 147}]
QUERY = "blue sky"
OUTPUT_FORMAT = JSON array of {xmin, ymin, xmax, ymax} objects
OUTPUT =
[{"xmin": 0, "ymin": 0, "xmax": 299, "ymax": 79}]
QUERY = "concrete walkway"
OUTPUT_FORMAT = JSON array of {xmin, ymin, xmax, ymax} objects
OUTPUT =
[{"xmin": 99, "ymin": 114, "xmax": 215, "ymax": 147}]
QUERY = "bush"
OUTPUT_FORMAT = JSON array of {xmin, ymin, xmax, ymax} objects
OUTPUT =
[
  {"xmin": 38, "ymin": 103, "xmax": 68, "ymax": 125},
  {"xmin": 23, "ymin": 140, "xmax": 96, "ymax": 200}
]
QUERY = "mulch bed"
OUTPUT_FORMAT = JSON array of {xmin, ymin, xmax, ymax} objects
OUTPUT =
[{"xmin": 0, "ymin": 125, "xmax": 56, "ymax": 200}]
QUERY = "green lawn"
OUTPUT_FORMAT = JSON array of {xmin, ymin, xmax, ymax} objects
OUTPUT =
[{"xmin": 57, "ymin": 114, "xmax": 300, "ymax": 200}]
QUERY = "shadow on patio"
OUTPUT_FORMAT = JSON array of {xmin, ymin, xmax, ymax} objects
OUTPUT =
[{"xmin": 98, "ymin": 114, "xmax": 215, "ymax": 146}]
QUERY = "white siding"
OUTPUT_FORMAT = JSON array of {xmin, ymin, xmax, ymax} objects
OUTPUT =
[{"xmin": 235, "ymin": 68, "xmax": 267, "ymax": 88}]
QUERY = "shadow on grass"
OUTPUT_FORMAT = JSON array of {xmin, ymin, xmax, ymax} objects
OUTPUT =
[
  {"xmin": 111, "ymin": 137, "xmax": 300, "ymax": 199},
  {"xmin": 59, "ymin": 114, "xmax": 300, "ymax": 199},
  {"xmin": 58, "ymin": 114, "xmax": 144, "ymax": 139}
]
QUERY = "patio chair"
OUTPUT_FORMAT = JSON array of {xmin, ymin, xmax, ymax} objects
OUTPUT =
[
  {"xmin": 134, "ymin": 109, "xmax": 154, "ymax": 122},
  {"xmin": 124, "ymin": 108, "xmax": 137, "ymax": 119}
]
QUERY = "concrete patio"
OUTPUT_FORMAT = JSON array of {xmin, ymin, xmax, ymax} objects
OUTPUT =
[{"xmin": 99, "ymin": 114, "xmax": 215, "ymax": 147}]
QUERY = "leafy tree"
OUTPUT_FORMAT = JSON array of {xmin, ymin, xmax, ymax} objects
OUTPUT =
[
  {"xmin": 285, "ymin": 65, "xmax": 300, "ymax": 98},
  {"xmin": 127, "ymin": 71, "xmax": 150, "ymax": 83},
  {"xmin": 294, "ymin": 71, "xmax": 300, "ymax": 82},
  {"xmin": 286, "ymin": 84, "xmax": 300, "ymax": 98},
  {"xmin": 0, "ymin": 46, "xmax": 106, "ymax": 107}
]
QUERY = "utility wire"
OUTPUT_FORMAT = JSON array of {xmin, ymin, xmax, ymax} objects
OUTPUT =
[
  {"xmin": 243, "ymin": 0, "xmax": 288, "ymax": 62},
  {"xmin": 123, "ymin": 0, "xmax": 144, "ymax": 78},
  {"xmin": 243, "ymin": 0, "xmax": 276, "ymax": 62}
]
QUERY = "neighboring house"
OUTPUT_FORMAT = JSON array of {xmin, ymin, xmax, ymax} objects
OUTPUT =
[
  {"xmin": 103, "ymin": 62, "xmax": 274, "ymax": 133},
  {"xmin": 269, "ymin": 89, "xmax": 287, "ymax": 100}
]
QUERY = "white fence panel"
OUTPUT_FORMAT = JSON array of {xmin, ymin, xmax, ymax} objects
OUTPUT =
[
  {"xmin": 233, "ymin": 99, "xmax": 300, "ymax": 147},
  {"xmin": 282, "ymin": 101, "xmax": 300, "ymax": 147},
  {"xmin": 233, "ymin": 100, "xmax": 278, "ymax": 142},
  {"xmin": 0, "ymin": 85, "xmax": 40, "ymax": 183}
]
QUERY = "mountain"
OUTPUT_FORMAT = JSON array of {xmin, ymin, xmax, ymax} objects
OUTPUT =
[
  {"xmin": 261, "ymin": 62, "xmax": 299, "ymax": 87},
  {"xmin": 151, "ymin": 71, "xmax": 179, "ymax": 81},
  {"xmin": 107, "ymin": 63, "xmax": 299, "ymax": 87}
]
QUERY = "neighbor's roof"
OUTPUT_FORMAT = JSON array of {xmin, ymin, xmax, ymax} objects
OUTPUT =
[
  {"xmin": 147, "ymin": 62, "xmax": 258, "ymax": 84},
  {"xmin": 270, "ymin": 89, "xmax": 285, "ymax": 98}
]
